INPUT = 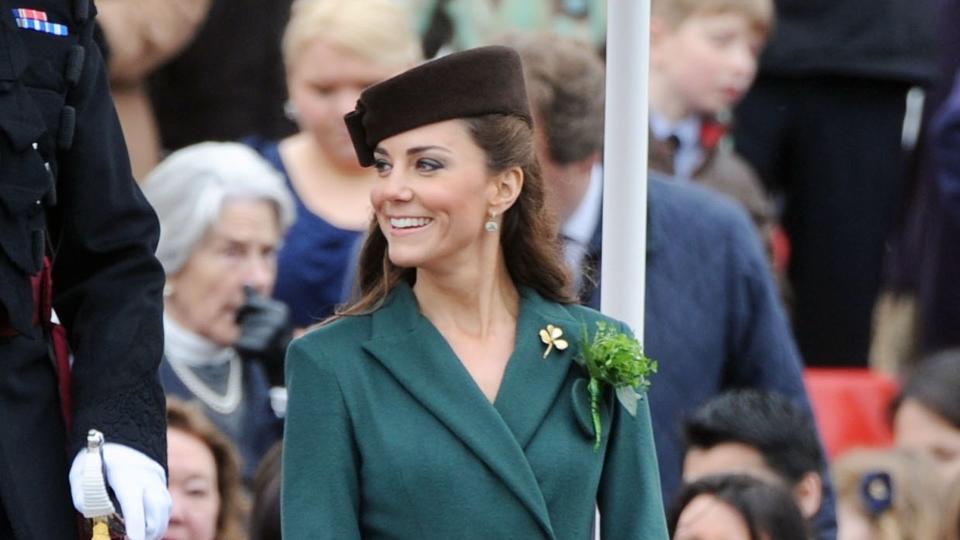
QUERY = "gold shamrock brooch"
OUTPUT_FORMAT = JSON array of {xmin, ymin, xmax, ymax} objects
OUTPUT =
[{"xmin": 539, "ymin": 324, "xmax": 569, "ymax": 358}]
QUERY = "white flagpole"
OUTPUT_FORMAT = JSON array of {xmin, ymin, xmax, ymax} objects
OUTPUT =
[
  {"xmin": 595, "ymin": 5, "xmax": 651, "ymax": 534},
  {"xmin": 601, "ymin": 0, "xmax": 650, "ymax": 343}
]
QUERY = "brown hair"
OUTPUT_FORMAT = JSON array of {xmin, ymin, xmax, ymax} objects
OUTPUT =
[
  {"xmin": 340, "ymin": 113, "xmax": 575, "ymax": 316},
  {"xmin": 832, "ymin": 447, "xmax": 946, "ymax": 540},
  {"xmin": 891, "ymin": 348, "xmax": 960, "ymax": 428},
  {"xmin": 651, "ymin": 0, "xmax": 774, "ymax": 35},
  {"xmin": 508, "ymin": 32, "xmax": 606, "ymax": 166},
  {"xmin": 667, "ymin": 473, "xmax": 810, "ymax": 540},
  {"xmin": 166, "ymin": 398, "xmax": 249, "ymax": 540}
]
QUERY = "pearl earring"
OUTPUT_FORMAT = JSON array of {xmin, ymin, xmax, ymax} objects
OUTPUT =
[
  {"xmin": 283, "ymin": 100, "xmax": 298, "ymax": 122},
  {"xmin": 484, "ymin": 212, "xmax": 499, "ymax": 233}
]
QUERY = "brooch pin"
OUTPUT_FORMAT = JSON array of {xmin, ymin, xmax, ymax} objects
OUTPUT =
[{"xmin": 539, "ymin": 324, "xmax": 569, "ymax": 358}]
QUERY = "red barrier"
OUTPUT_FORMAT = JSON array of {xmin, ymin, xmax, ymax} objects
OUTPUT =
[{"xmin": 803, "ymin": 368, "xmax": 900, "ymax": 459}]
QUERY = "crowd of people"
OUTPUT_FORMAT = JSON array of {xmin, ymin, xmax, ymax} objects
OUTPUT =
[{"xmin": 2, "ymin": 0, "xmax": 958, "ymax": 538}]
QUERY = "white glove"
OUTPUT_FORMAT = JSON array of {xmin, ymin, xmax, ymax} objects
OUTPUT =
[{"xmin": 69, "ymin": 443, "xmax": 172, "ymax": 540}]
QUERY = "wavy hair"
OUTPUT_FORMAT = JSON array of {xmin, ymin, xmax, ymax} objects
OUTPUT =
[{"xmin": 340, "ymin": 114, "xmax": 575, "ymax": 316}]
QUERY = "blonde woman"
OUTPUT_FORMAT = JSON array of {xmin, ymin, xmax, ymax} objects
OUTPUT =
[
  {"xmin": 833, "ymin": 447, "xmax": 946, "ymax": 540},
  {"xmin": 248, "ymin": 0, "xmax": 422, "ymax": 329}
]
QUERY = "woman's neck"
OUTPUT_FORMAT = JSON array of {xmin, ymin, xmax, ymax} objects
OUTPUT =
[
  {"xmin": 413, "ymin": 254, "xmax": 519, "ymax": 340},
  {"xmin": 162, "ymin": 311, "xmax": 233, "ymax": 367}
]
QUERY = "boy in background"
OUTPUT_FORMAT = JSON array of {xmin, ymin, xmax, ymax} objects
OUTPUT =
[{"xmin": 649, "ymin": 0, "xmax": 783, "ymax": 288}]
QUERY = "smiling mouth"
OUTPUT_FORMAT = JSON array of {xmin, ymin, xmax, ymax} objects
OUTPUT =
[{"xmin": 389, "ymin": 217, "xmax": 433, "ymax": 231}]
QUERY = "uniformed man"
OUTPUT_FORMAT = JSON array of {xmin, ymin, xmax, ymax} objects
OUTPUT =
[{"xmin": 0, "ymin": 0, "xmax": 170, "ymax": 538}]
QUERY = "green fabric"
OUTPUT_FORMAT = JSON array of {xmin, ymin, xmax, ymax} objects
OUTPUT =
[{"xmin": 282, "ymin": 282, "xmax": 667, "ymax": 539}]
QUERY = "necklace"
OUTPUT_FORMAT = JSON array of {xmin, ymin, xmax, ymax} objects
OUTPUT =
[{"xmin": 168, "ymin": 351, "xmax": 243, "ymax": 415}]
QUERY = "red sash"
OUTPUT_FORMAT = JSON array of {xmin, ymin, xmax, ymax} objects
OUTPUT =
[
  {"xmin": 0, "ymin": 258, "xmax": 73, "ymax": 429},
  {"xmin": 35, "ymin": 258, "xmax": 73, "ymax": 431}
]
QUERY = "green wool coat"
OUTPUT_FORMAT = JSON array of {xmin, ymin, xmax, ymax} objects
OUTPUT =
[{"xmin": 282, "ymin": 282, "xmax": 668, "ymax": 539}]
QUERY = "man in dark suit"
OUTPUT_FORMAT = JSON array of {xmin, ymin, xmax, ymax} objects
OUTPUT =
[
  {"xmin": 513, "ymin": 33, "xmax": 838, "ymax": 539},
  {"xmin": 733, "ymin": 0, "xmax": 938, "ymax": 367},
  {"xmin": 0, "ymin": 1, "xmax": 169, "ymax": 538}
]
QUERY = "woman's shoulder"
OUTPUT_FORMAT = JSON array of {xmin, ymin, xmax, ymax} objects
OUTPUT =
[
  {"xmin": 286, "ymin": 314, "xmax": 373, "ymax": 367},
  {"xmin": 555, "ymin": 301, "xmax": 636, "ymax": 335},
  {"xmin": 560, "ymin": 301, "xmax": 601, "ymax": 319}
]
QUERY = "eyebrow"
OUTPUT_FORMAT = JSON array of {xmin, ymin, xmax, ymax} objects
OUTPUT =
[{"xmin": 374, "ymin": 145, "xmax": 452, "ymax": 158}]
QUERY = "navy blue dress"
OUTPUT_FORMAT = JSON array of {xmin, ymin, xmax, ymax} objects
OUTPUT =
[{"xmin": 247, "ymin": 139, "xmax": 364, "ymax": 327}]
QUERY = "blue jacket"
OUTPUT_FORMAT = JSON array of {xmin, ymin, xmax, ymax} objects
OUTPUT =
[{"xmin": 584, "ymin": 175, "xmax": 837, "ymax": 539}]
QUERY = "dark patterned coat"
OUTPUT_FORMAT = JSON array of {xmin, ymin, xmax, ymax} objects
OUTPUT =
[{"xmin": 0, "ymin": 0, "xmax": 165, "ymax": 536}]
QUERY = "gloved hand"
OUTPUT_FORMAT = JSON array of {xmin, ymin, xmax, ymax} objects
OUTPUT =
[
  {"xmin": 234, "ymin": 286, "xmax": 293, "ymax": 387},
  {"xmin": 69, "ymin": 443, "xmax": 171, "ymax": 540}
]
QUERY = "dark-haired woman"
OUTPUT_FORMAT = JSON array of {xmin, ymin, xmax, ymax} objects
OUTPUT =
[
  {"xmin": 669, "ymin": 474, "xmax": 810, "ymax": 540},
  {"xmin": 282, "ymin": 46, "xmax": 668, "ymax": 539}
]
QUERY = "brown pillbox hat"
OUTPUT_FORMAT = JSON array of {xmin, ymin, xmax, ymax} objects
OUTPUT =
[{"xmin": 344, "ymin": 45, "xmax": 532, "ymax": 167}]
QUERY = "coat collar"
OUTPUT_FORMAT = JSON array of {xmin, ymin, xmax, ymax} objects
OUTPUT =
[{"xmin": 362, "ymin": 282, "xmax": 582, "ymax": 539}]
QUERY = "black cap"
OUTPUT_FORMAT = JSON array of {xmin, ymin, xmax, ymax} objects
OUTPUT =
[{"xmin": 344, "ymin": 46, "xmax": 532, "ymax": 167}]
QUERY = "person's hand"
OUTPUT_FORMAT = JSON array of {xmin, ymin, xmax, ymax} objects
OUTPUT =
[
  {"xmin": 69, "ymin": 443, "xmax": 171, "ymax": 540},
  {"xmin": 235, "ymin": 286, "xmax": 293, "ymax": 386}
]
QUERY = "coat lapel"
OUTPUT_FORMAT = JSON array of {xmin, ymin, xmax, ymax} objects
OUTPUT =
[
  {"xmin": 493, "ymin": 288, "xmax": 580, "ymax": 449},
  {"xmin": 361, "ymin": 284, "xmax": 558, "ymax": 539}
]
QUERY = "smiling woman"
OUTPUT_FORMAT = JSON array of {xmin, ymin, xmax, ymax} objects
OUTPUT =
[
  {"xmin": 368, "ymin": 120, "xmax": 509, "ymax": 274},
  {"xmin": 282, "ymin": 46, "xmax": 669, "ymax": 539}
]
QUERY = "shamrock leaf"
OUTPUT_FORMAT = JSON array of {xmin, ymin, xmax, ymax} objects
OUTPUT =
[{"xmin": 578, "ymin": 321, "xmax": 657, "ymax": 451}]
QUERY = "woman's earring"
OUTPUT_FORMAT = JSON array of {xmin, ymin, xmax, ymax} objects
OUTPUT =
[
  {"xmin": 163, "ymin": 282, "xmax": 174, "ymax": 298},
  {"xmin": 484, "ymin": 212, "xmax": 499, "ymax": 233},
  {"xmin": 283, "ymin": 100, "xmax": 298, "ymax": 122}
]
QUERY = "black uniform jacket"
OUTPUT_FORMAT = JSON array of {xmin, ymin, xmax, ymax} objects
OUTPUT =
[{"xmin": 0, "ymin": 0, "xmax": 165, "ymax": 535}]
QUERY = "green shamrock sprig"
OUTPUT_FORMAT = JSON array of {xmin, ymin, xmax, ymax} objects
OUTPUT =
[{"xmin": 576, "ymin": 321, "xmax": 658, "ymax": 451}]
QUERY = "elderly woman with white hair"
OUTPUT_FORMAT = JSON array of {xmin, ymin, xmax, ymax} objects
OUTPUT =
[{"xmin": 142, "ymin": 142, "xmax": 295, "ymax": 479}]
